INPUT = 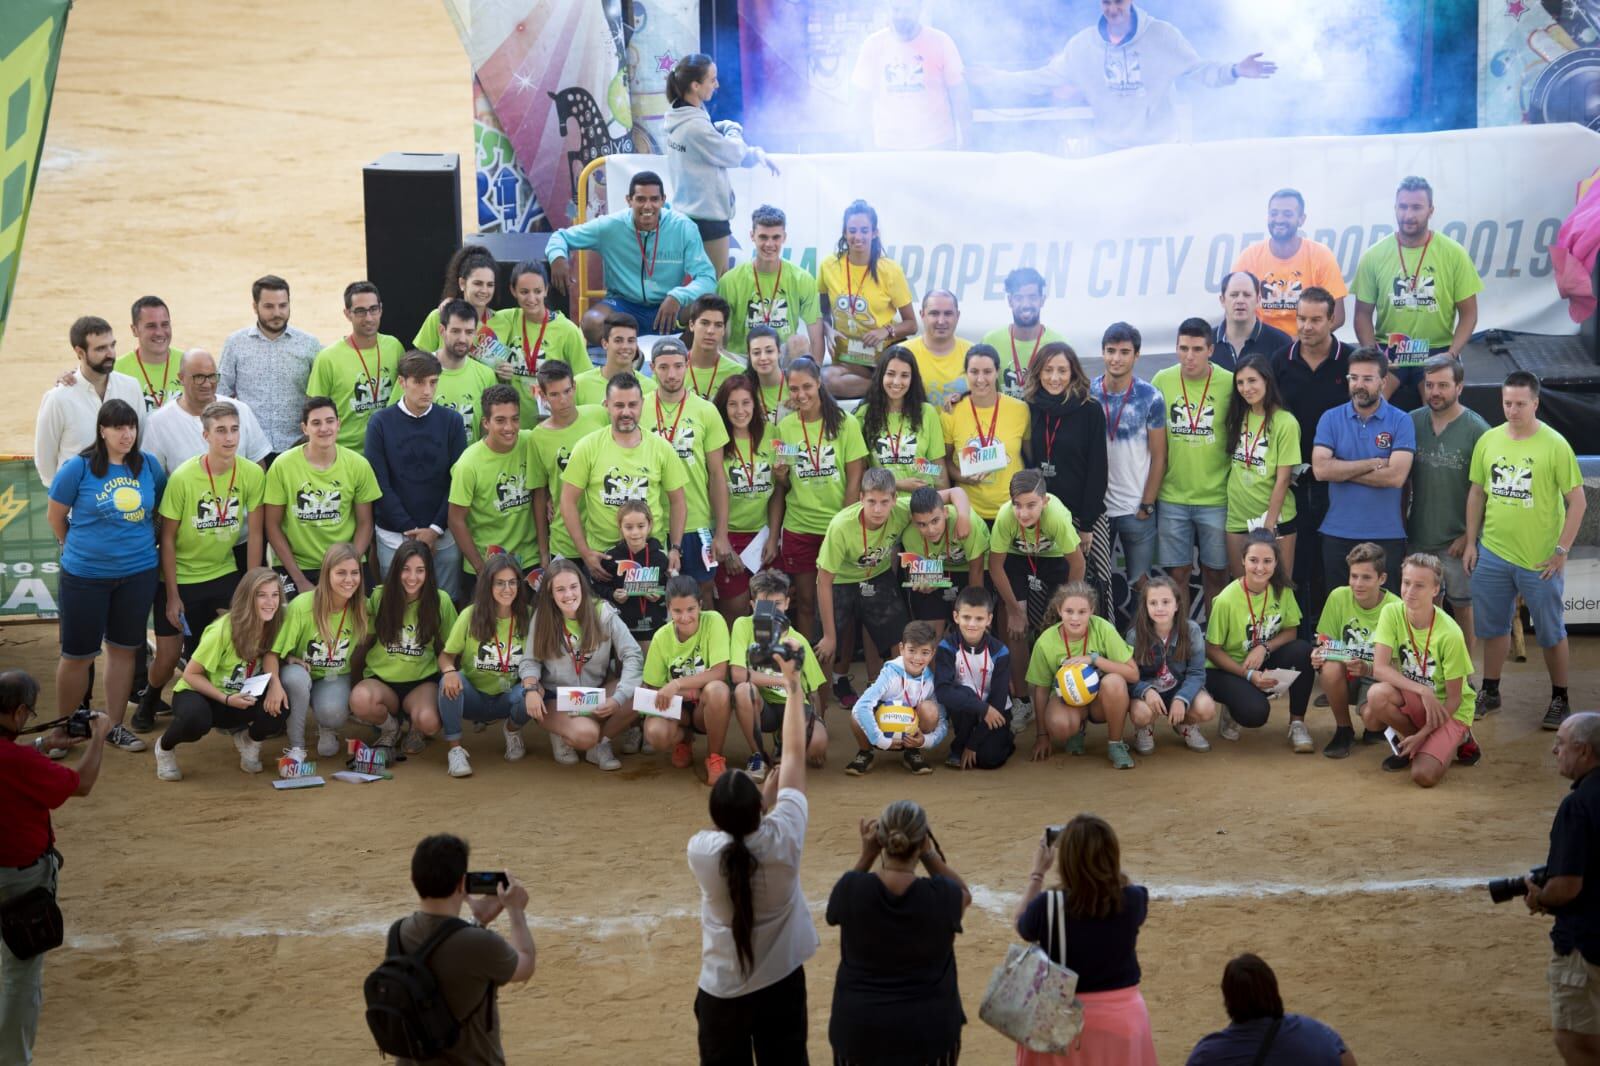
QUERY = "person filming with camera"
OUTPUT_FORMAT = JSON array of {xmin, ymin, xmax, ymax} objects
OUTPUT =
[
  {"xmin": 1527, "ymin": 711, "xmax": 1600, "ymax": 1066},
  {"xmin": 0, "ymin": 668, "xmax": 113, "ymax": 1065}
]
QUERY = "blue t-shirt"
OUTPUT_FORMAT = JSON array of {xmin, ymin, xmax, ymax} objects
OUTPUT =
[
  {"xmin": 49, "ymin": 452, "xmax": 166, "ymax": 578},
  {"xmin": 1313, "ymin": 398, "xmax": 1415, "ymax": 540},
  {"xmin": 1185, "ymin": 1013, "xmax": 1347, "ymax": 1065}
]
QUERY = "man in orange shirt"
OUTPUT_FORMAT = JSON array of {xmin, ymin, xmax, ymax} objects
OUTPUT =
[
  {"xmin": 1233, "ymin": 188, "xmax": 1348, "ymax": 335},
  {"xmin": 852, "ymin": 0, "xmax": 972, "ymax": 151}
]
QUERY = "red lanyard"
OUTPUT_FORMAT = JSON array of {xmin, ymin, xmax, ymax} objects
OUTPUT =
[
  {"xmin": 1103, "ymin": 378, "xmax": 1135, "ymax": 440},
  {"xmin": 959, "ymin": 646, "xmax": 990, "ymax": 694},
  {"xmin": 324, "ymin": 604, "xmax": 349, "ymax": 659},
  {"xmin": 563, "ymin": 625, "xmax": 588, "ymax": 677},
  {"xmin": 243, "ymin": 658, "xmax": 258, "ymax": 680},
  {"xmin": 1240, "ymin": 411, "xmax": 1269, "ymax": 466},
  {"xmin": 1059, "ymin": 624, "xmax": 1090, "ymax": 660},
  {"xmin": 203, "ymin": 456, "xmax": 238, "ymax": 524},
  {"xmin": 1180, "ymin": 368, "xmax": 1213, "ymax": 435},
  {"xmin": 1042, "ymin": 414, "xmax": 1062, "ymax": 462},
  {"xmin": 842, "ymin": 258, "xmax": 862, "ymax": 321},
  {"xmin": 636, "ymin": 228, "xmax": 659, "ymax": 278},
  {"xmin": 935, "ymin": 521, "xmax": 953, "ymax": 561},
  {"xmin": 347, "ymin": 335, "xmax": 379, "ymax": 394},
  {"xmin": 886, "ymin": 410, "xmax": 907, "ymax": 462},
  {"xmin": 798, "ymin": 416, "xmax": 824, "ymax": 473},
  {"xmin": 859, "ymin": 511, "xmax": 890, "ymax": 555},
  {"xmin": 626, "ymin": 542, "xmax": 648, "ymax": 568},
  {"xmin": 730, "ymin": 434, "xmax": 757, "ymax": 486},
  {"xmin": 1009, "ymin": 327, "xmax": 1041, "ymax": 383},
  {"xmin": 521, "ymin": 310, "xmax": 549, "ymax": 374},
  {"xmin": 490, "ymin": 617, "xmax": 514, "ymax": 673},
  {"xmin": 689, "ymin": 360, "xmax": 722, "ymax": 398},
  {"xmin": 969, "ymin": 397, "xmax": 1000, "ymax": 448},
  {"xmin": 655, "ymin": 394, "xmax": 687, "ymax": 444},
  {"xmin": 765, "ymin": 377, "xmax": 786, "ymax": 415},
  {"xmin": 1242, "ymin": 581, "xmax": 1267, "ymax": 642},
  {"xmin": 133, "ymin": 353, "xmax": 171, "ymax": 407},
  {"xmin": 1405, "ymin": 609, "xmax": 1436, "ymax": 680},
  {"xmin": 753, "ymin": 266, "xmax": 779, "ymax": 323},
  {"xmin": 1397, "ymin": 233, "xmax": 1432, "ymax": 294}
]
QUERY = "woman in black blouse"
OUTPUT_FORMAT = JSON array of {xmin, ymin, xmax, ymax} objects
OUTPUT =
[
  {"xmin": 828, "ymin": 800, "xmax": 972, "ymax": 1065},
  {"xmin": 1013, "ymin": 814, "xmax": 1157, "ymax": 1066},
  {"xmin": 1023, "ymin": 343, "xmax": 1109, "ymax": 616}
]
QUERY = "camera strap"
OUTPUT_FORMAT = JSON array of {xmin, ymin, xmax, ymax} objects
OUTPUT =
[{"xmin": 16, "ymin": 715, "xmax": 76, "ymax": 736}]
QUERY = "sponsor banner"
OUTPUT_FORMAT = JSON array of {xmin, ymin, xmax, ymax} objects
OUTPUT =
[
  {"xmin": 0, "ymin": 456, "xmax": 60, "ymax": 618},
  {"xmin": 608, "ymin": 124, "xmax": 1598, "ymax": 355}
]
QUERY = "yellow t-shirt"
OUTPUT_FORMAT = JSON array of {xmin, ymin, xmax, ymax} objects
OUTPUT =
[
  {"xmin": 1233, "ymin": 239, "xmax": 1350, "ymax": 336},
  {"xmin": 905, "ymin": 336, "xmax": 974, "ymax": 411},
  {"xmin": 815, "ymin": 254, "xmax": 913, "ymax": 365},
  {"xmin": 939, "ymin": 394, "xmax": 1030, "ymax": 520}
]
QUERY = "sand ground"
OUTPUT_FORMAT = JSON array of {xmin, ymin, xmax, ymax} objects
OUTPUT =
[{"xmin": 1, "ymin": 1, "xmax": 1587, "ymax": 1063}]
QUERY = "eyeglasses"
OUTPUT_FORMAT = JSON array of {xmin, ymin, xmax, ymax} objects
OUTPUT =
[
  {"xmin": 187, "ymin": 373, "xmax": 221, "ymax": 384},
  {"xmin": 349, "ymin": 305, "xmax": 384, "ymax": 317},
  {"xmin": 492, "ymin": 579, "xmax": 521, "ymax": 590}
]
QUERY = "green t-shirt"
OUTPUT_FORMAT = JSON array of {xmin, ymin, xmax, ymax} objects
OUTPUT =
[
  {"xmin": 643, "ymin": 611, "xmax": 731, "ymax": 687},
  {"xmin": 755, "ymin": 378, "xmax": 789, "ymax": 425},
  {"xmin": 1469, "ymin": 423, "xmax": 1582, "ymax": 572},
  {"xmin": 422, "ymin": 358, "xmax": 499, "ymax": 438},
  {"xmin": 640, "ymin": 393, "xmax": 728, "ymax": 530},
  {"xmin": 724, "ymin": 432, "xmax": 779, "ymax": 533},
  {"xmin": 364, "ymin": 587, "xmax": 459, "ymax": 683},
  {"xmin": 1025, "ymin": 617, "xmax": 1133, "ymax": 688},
  {"xmin": 485, "ymin": 309, "xmax": 587, "ymax": 425},
  {"xmin": 1225, "ymin": 408, "xmax": 1301, "ymax": 532},
  {"xmin": 729, "ymin": 615, "xmax": 826, "ymax": 702},
  {"xmin": 854, "ymin": 404, "xmax": 945, "ymax": 493},
  {"xmin": 527, "ymin": 407, "xmax": 611, "ymax": 559},
  {"xmin": 1407, "ymin": 406, "xmax": 1489, "ymax": 550},
  {"xmin": 989, "ymin": 495, "xmax": 1081, "ymax": 559},
  {"xmin": 174, "ymin": 615, "xmax": 260, "ymax": 695},
  {"xmin": 1352, "ymin": 232, "xmax": 1484, "ymax": 352},
  {"xmin": 573, "ymin": 367, "xmax": 657, "ymax": 407},
  {"xmin": 264, "ymin": 445, "xmax": 382, "ymax": 570},
  {"xmin": 115, "ymin": 347, "xmax": 184, "ymax": 414},
  {"xmin": 718, "ymin": 260, "xmax": 820, "ymax": 354},
  {"xmin": 1204, "ymin": 579, "xmax": 1303, "ymax": 661},
  {"xmin": 1315, "ymin": 585, "xmax": 1401, "ymax": 665},
  {"xmin": 684, "ymin": 355, "xmax": 748, "ymax": 402},
  {"xmin": 1153, "ymin": 364, "xmax": 1233, "ymax": 506},
  {"xmin": 776, "ymin": 412, "xmax": 869, "ymax": 535},
  {"xmin": 818, "ymin": 501, "xmax": 912, "ymax": 584},
  {"xmin": 272, "ymin": 590, "xmax": 361, "ymax": 680},
  {"xmin": 1372, "ymin": 600, "xmax": 1477, "ymax": 724},
  {"xmin": 448, "ymin": 432, "xmax": 536, "ymax": 573},
  {"xmin": 443, "ymin": 606, "xmax": 524, "ymax": 696},
  {"xmin": 899, "ymin": 506, "xmax": 989, "ymax": 590},
  {"xmin": 561, "ymin": 428, "xmax": 690, "ymax": 552},
  {"xmin": 979, "ymin": 326, "xmax": 1067, "ymax": 399},
  {"xmin": 157, "ymin": 455, "xmax": 267, "ymax": 583},
  {"xmin": 306, "ymin": 335, "xmax": 404, "ymax": 451}
]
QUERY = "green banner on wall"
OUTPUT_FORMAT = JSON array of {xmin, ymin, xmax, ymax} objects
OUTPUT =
[{"xmin": 0, "ymin": 456, "xmax": 59, "ymax": 618}]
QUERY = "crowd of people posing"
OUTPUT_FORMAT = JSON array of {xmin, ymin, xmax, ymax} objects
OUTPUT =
[{"xmin": 31, "ymin": 170, "xmax": 1582, "ymax": 798}]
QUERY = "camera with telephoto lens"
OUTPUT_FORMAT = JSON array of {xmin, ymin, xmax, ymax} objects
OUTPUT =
[
  {"xmin": 748, "ymin": 601, "xmax": 797, "ymax": 669},
  {"xmin": 1488, "ymin": 865, "xmax": 1549, "ymax": 904},
  {"xmin": 64, "ymin": 708, "xmax": 95, "ymax": 740}
]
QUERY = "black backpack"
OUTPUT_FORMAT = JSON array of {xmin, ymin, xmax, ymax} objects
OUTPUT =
[{"xmin": 364, "ymin": 916, "xmax": 471, "ymax": 1059}]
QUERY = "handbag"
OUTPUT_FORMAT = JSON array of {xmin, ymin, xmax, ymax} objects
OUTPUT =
[
  {"xmin": 978, "ymin": 889, "xmax": 1085, "ymax": 1053},
  {"xmin": 0, "ymin": 886, "xmax": 64, "ymax": 961}
]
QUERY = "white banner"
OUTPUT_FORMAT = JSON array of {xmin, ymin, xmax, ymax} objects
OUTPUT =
[{"xmin": 607, "ymin": 124, "xmax": 1598, "ymax": 356}]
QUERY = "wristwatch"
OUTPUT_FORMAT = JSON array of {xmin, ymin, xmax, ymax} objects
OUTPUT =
[
  {"xmin": 1556, "ymin": 545, "xmax": 1570, "ymax": 556},
  {"xmin": 1136, "ymin": 502, "xmax": 1155, "ymax": 519}
]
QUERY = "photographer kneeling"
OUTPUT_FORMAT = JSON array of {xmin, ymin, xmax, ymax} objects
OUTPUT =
[
  {"xmin": 1529, "ymin": 712, "xmax": 1600, "ymax": 1066},
  {"xmin": 0, "ymin": 669, "xmax": 112, "ymax": 1065}
]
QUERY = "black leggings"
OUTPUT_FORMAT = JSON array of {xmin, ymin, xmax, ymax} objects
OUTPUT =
[
  {"xmin": 694, "ymin": 964, "xmax": 808, "ymax": 1066},
  {"xmin": 1205, "ymin": 640, "xmax": 1314, "ymax": 726},
  {"xmin": 160, "ymin": 689, "xmax": 286, "ymax": 749},
  {"xmin": 948, "ymin": 705, "xmax": 1015, "ymax": 769}
]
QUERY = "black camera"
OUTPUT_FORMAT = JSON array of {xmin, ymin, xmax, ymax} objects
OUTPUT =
[
  {"xmin": 65, "ymin": 709, "xmax": 94, "ymax": 740},
  {"xmin": 748, "ymin": 601, "xmax": 797, "ymax": 669},
  {"xmin": 1488, "ymin": 865, "xmax": 1549, "ymax": 904},
  {"xmin": 1045, "ymin": 824, "xmax": 1065, "ymax": 846},
  {"xmin": 466, "ymin": 871, "xmax": 509, "ymax": 895}
]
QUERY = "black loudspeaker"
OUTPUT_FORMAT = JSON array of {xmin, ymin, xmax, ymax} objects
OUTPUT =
[{"xmin": 363, "ymin": 152, "xmax": 463, "ymax": 347}]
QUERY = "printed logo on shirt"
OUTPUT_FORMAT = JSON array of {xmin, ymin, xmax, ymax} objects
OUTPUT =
[
  {"xmin": 139, "ymin": 389, "xmax": 169, "ymax": 415},
  {"xmin": 669, "ymin": 650, "xmax": 709, "ymax": 680},
  {"xmin": 1375, "ymin": 432, "xmax": 1393, "ymax": 449},
  {"xmin": 833, "ymin": 293, "xmax": 872, "ymax": 329},
  {"xmin": 554, "ymin": 446, "xmax": 576, "ymax": 473},
  {"xmin": 794, "ymin": 442, "xmax": 839, "ymax": 481},
  {"xmin": 728, "ymin": 457, "xmax": 773, "ymax": 496},
  {"xmin": 305, "ymin": 635, "xmax": 351, "ymax": 672},
  {"xmin": 474, "ymin": 637, "xmax": 523, "ymax": 674},
  {"xmin": 746, "ymin": 296, "xmax": 790, "ymax": 334},
  {"xmin": 1247, "ymin": 613, "xmax": 1284, "ymax": 645},
  {"xmin": 440, "ymin": 398, "xmax": 476, "ymax": 428},
  {"xmin": 495, "ymin": 472, "xmax": 531, "ymax": 512},
  {"xmin": 351, "ymin": 370, "xmax": 395, "ymax": 413},
  {"xmin": 601, "ymin": 468, "xmax": 651, "ymax": 506},
  {"xmin": 193, "ymin": 490, "xmax": 243, "ymax": 532},
  {"xmin": 663, "ymin": 421, "xmax": 697, "ymax": 462},
  {"xmin": 1103, "ymin": 48, "xmax": 1144, "ymax": 94},
  {"xmin": 224, "ymin": 662, "xmax": 250, "ymax": 694},
  {"xmin": 1167, "ymin": 397, "xmax": 1216, "ymax": 439},
  {"xmin": 872, "ymin": 431, "xmax": 918, "ymax": 468},
  {"xmin": 1232, "ymin": 425, "xmax": 1271, "ymax": 470},
  {"xmin": 294, "ymin": 485, "xmax": 344, "ymax": 523},
  {"xmin": 1388, "ymin": 272, "xmax": 1438, "ymax": 311},
  {"xmin": 1010, "ymin": 531, "xmax": 1055, "ymax": 555},
  {"xmin": 1001, "ymin": 367, "xmax": 1024, "ymax": 399},
  {"xmin": 96, "ymin": 476, "xmax": 148, "ymax": 523},
  {"xmin": 1488, "ymin": 456, "xmax": 1536, "ymax": 507},
  {"xmin": 1398, "ymin": 641, "xmax": 1435, "ymax": 688},
  {"xmin": 1341, "ymin": 621, "xmax": 1377, "ymax": 664},
  {"xmin": 855, "ymin": 543, "xmax": 895, "ymax": 571},
  {"xmin": 882, "ymin": 55, "xmax": 927, "ymax": 94},
  {"xmin": 385, "ymin": 622, "xmax": 424, "ymax": 658},
  {"xmin": 1261, "ymin": 276, "xmax": 1303, "ymax": 313}
]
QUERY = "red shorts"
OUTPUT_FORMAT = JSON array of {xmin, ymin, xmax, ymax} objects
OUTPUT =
[
  {"xmin": 777, "ymin": 530, "xmax": 824, "ymax": 577},
  {"xmin": 1394, "ymin": 689, "xmax": 1471, "ymax": 766},
  {"xmin": 715, "ymin": 531, "xmax": 761, "ymax": 600}
]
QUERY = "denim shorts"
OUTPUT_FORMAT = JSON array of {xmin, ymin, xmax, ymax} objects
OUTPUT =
[
  {"xmin": 58, "ymin": 566, "xmax": 159, "ymax": 659},
  {"xmin": 1470, "ymin": 543, "xmax": 1567, "ymax": 647},
  {"xmin": 1108, "ymin": 511, "xmax": 1159, "ymax": 585},
  {"xmin": 1157, "ymin": 502, "xmax": 1229, "ymax": 571},
  {"xmin": 679, "ymin": 530, "xmax": 715, "ymax": 585}
]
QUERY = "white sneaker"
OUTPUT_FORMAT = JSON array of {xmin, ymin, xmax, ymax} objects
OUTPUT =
[
  {"xmin": 550, "ymin": 732, "xmax": 580, "ymax": 766},
  {"xmin": 1009, "ymin": 698, "xmax": 1035, "ymax": 736},
  {"xmin": 154, "ymin": 739, "xmax": 182, "ymax": 781},
  {"xmin": 375, "ymin": 717, "xmax": 401, "ymax": 749},
  {"xmin": 233, "ymin": 731, "xmax": 263, "ymax": 774},
  {"xmin": 1180, "ymin": 725, "xmax": 1211, "ymax": 753},
  {"xmin": 447, "ymin": 746, "xmax": 473, "ymax": 778},
  {"xmin": 503, "ymin": 724, "xmax": 526, "ymax": 762},
  {"xmin": 585, "ymin": 738, "xmax": 622, "ymax": 771},
  {"xmin": 1217, "ymin": 705, "xmax": 1240, "ymax": 742},
  {"xmin": 618, "ymin": 723, "xmax": 644, "ymax": 755},
  {"xmin": 317, "ymin": 731, "xmax": 341, "ymax": 758},
  {"xmin": 1133, "ymin": 726, "xmax": 1155, "ymax": 755},
  {"xmin": 1288, "ymin": 719, "xmax": 1314, "ymax": 754}
]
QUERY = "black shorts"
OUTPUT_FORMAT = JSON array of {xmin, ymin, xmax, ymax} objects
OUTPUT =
[
  {"xmin": 376, "ymin": 674, "xmax": 441, "ymax": 706},
  {"xmin": 153, "ymin": 571, "xmax": 242, "ymax": 641},
  {"xmin": 693, "ymin": 217, "xmax": 733, "ymax": 242},
  {"xmin": 1003, "ymin": 553, "xmax": 1069, "ymax": 634},
  {"xmin": 832, "ymin": 570, "xmax": 909, "ymax": 657},
  {"xmin": 275, "ymin": 566, "xmax": 318, "ymax": 601},
  {"xmin": 906, "ymin": 573, "xmax": 969, "ymax": 622}
]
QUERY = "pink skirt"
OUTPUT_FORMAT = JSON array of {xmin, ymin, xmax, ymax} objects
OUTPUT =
[{"xmin": 1015, "ymin": 985, "xmax": 1157, "ymax": 1066}]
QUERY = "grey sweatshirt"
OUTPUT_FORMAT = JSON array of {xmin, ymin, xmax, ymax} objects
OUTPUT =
[
  {"xmin": 518, "ymin": 602, "xmax": 644, "ymax": 708},
  {"xmin": 664, "ymin": 102, "xmax": 761, "ymax": 222}
]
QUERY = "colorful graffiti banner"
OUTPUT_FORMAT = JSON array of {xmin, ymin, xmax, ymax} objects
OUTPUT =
[{"xmin": 1479, "ymin": 0, "xmax": 1600, "ymax": 129}]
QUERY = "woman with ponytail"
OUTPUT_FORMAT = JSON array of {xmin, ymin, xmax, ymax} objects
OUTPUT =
[
  {"xmin": 687, "ymin": 636, "xmax": 816, "ymax": 1064},
  {"xmin": 828, "ymin": 799, "xmax": 971, "ymax": 1065}
]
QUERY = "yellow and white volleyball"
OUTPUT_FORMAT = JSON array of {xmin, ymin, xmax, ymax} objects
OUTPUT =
[
  {"xmin": 112, "ymin": 486, "xmax": 143, "ymax": 514},
  {"xmin": 1055, "ymin": 662, "xmax": 1100, "ymax": 707}
]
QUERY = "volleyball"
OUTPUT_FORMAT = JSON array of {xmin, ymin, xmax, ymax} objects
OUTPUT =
[{"xmin": 1055, "ymin": 662, "xmax": 1100, "ymax": 707}]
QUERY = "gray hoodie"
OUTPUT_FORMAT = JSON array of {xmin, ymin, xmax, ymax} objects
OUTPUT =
[
  {"xmin": 518, "ymin": 601, "xmax": 644, "ymax": 708},
  {"xmin": 995, "ymin": 6, "xmax": 1236, "ymax": 150},
  {"xmin": 664, "ymin": 102, "xmax": 761, "ymax": 222}
]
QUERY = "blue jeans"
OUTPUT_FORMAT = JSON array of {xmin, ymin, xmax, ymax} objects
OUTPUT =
[
  {"xmin": 600, "ymin": 295, "xmax": 667, "ymax": 335},
  {"xmin": 0, "ymin": 850, "xmax": 57, "ymax": 1065},
  {"xmin": 376, "ymin": 532, "xmax": 462, "ymax": 604},
  {"xmin": 438, "ymin": 675, "xmax": 530, "ymax": 742},
  {"xmin": 1108, "ymin": 511, "xmax": 1159, "ymax": 586},
  {"xmin": 1471, "ymin": 543, "xmax": 1568, "ymax": 647}
]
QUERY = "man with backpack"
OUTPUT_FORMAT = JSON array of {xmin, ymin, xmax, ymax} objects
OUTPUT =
[{"xmin": 367, "ymin": 834, "xmax": 536, "ymax": 1064}]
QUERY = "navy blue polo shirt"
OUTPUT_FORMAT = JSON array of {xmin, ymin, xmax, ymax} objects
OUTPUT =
[
  {"xmin": 1313, "ymin": 398, "xmax": 1415, "ymax": 540},
  {"xmin": 1212, "ymin": 319, "xmax": 1291, "ymax": 373},
  {"xmin": 1548, "ymin": 767, "xmax": 1600, "ymax": 964}
]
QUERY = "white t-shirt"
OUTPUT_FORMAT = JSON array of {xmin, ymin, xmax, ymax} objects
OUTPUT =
[
  {"xmin": 686, "ymin": 788, "xmax": 818, "ymax": 998},
  {"xmin": 1091, "ymin": 375, "xmax": 1165, "ymax": 518},
  {"xmin": 34, "ymin": 372, "xmax": 147, "ymax": 482},
  {"xmin": 144, "ymin": 395, "xmax": 273, "ymax": 477}
]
